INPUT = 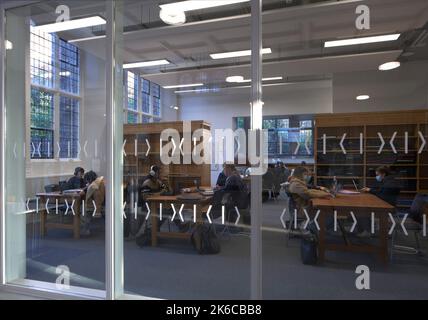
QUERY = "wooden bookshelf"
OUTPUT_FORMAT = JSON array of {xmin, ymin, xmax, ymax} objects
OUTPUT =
[
  {"xmin": 315, "ymin": 110, "xmax": 428, "ymax": 209},
  {"xmin": 123, "ymin": 121, "xmax": 211, "ymax": 193}
]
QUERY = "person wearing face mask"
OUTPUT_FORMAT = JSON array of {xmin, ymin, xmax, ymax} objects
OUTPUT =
[
  {"xmin": 355, "ymin": 166, "xmax": 400, "ymax": 238},
  {"xmin": 361, "ymin": 166, "xmax": 400, "ymax": 206},
  {"xmin": 287, "ymin": 166, "xmax": 331, "ymax": 217}
]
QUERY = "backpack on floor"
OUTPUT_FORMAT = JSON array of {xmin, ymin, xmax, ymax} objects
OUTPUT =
[
  {"xmin": 300, "ymin": 220, "xmax": 318, "ymax": 265},
  {"xmin": 191, "ymin": 224, "xmax": 221, "ymax": 254},
  {"xmin": 300, "ymin": 233, "xmax": 318, "ymax": 265}
]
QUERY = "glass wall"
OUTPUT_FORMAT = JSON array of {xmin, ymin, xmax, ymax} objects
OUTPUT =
[
  {"xmin": 4, "ymin": 0, "xmax": 109, "ymax": 294},
  {"xmin": 261, "ymin": 0, "xmax": 428, "ymax": 299},
  {"xmin": 115, "ymin": 0, "xmax": 253, "ymax": 299},
  {"xmin": 2, "ymin": 0, "xmax": 428, "ymax": 300}
]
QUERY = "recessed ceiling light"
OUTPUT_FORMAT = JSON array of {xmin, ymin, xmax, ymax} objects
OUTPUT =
[
  {"xmin": 356, "ymin": 95, "xmax": 370, "ymax": 101},
  {"xmin": 378, "ymin": 61, "xmax": 401, "ymax": 71},
  {"xmin": 163, "ymin": 83, "xmax": 203, "ymax": 89},
  {"xmin": 174, "ymin": 106, "xmax": 179, "ymax": 110},
  {"xmin": 324, "ymin": 34, "xmax": 400, "ymax": 48},
  {"xmin": 210, "ymin": 48, "xmax": 272, "ymax": 60},
  {"xmin": 159, "ymin": 8, "xmax": 186, "ymax": 25},
  {"xmin": 33, "ymin": 16, "xmax": 106, "ymax": 33},
  {"xmin": 160, "ymin": 0, "xmax": 249, "ymax": 12},
  {"xmin": 124, "ymin": 59, "xmax": 170, "ymax": 69}
]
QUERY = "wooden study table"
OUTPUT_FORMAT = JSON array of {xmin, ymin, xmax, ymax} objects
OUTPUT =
[
  {"xmin": 37, "ymin": 191, "xmax": 84, "ymax": 239},
  {"xmin": 311, "ymin": 193, "xmax": 394, "ymax": 264},
  {"xmin": 145, "ymin": 192, "xmax": 213, "ymax": 247}
]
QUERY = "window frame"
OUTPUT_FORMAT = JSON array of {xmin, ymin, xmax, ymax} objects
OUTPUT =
[
  {"xmin": 29, "ymin": 28, "xmax": 82, "ymax": 162},
  {"xmin": 123, "ymin": 73, "xmax": 162, "ymax": 124}
]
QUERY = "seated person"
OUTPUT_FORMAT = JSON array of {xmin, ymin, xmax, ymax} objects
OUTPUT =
[
  {"xmin": 80, "ymin": 171, "xmax": 105, "ymax": 236},
  {"xmin": 356, "ymin": 166, "xmax": 400, "ymax": 237},
  {"xmin": 140, "ymin": 165, "xmax": 167, "ymax": 193},
  {"xmin": 361, "ymin": 166, "xmax": 400, "ymax": 206},
  {"xmin": 66, "ymin": 167, "xmax": 85, "ymax": 190},
  {"xmin": 287, "ymin": 166, "xmax": 331, "ymax": 216},
  {"xmin": 215, "ymin": 162, "xmax": 228, "ymax": 189},
  {"xmin": 212, "ymin": 164, "xmax": 248, "ymax": 221}
]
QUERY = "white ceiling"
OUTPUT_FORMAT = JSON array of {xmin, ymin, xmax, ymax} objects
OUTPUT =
[{"xmin": 42, "ymin": 0, "xmax": 428, "ymax": 88}]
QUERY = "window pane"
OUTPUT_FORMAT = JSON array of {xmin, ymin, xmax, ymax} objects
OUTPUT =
[
  {"xmin": 153, "ymin": 97, "xmax": 160, "ymax": 116},
  {"xmin": 127, "ymin": 111, "xmax": 139, "ymax": 124},
  {"xmin": 30, "ymin": 88, "xmax": 54, "ymax": 159},
  {"xmin": 142, "ymin": 92, "xmax": 150, "ymax": 113},
  {"xmin": 127, "ymin": 71, "xmax": 137, "ymax": 111},
  {"xmin": 59, "ymin": 39, "xmax": 80, "ymax": 94},
  {"xmin": 59, "ymin": 96, "xmax": 80, "ymax": 158},
  {"xmin": 142, "ymin": 78, "xmax": 150, "ymax": 94},
  {"xmin": 142, "ymin": 115, "xmax": 151, "ymax": 123},
  {"xmin": 30, "ymin": 26, "xmax": 56, "ymax": 88},
  {"xmin": 151, "ymin": 82, "xmax": 160, "ymax": 98},
  {"xmin": 300, "ymin": 120, "xmax": 312, "ymax": 128}
]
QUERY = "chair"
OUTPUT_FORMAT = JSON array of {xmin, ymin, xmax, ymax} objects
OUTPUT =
[
  {"xmin": 390, "ymin": 194, "xmax": 427, "ymax": 260},
  {"xmin": 262, "ymin": 169, "xmax": 277, "ymax": 201},
  {"xmin": 44, "ymin": 184, "xmax": 60, "ymax": 193},
  {"xmin": 216, "ymin": 190, "xmax": 250, "ymax": 239}
]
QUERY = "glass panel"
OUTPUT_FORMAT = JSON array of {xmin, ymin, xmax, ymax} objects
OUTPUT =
[
  {"xmin": 118, "ymin": 0, "xmax": 251, "ymax": 299},
  {"xmin": 261, "ymin": 0, "xmax": 428, "ymax": 300},
  {"xmin": 5, "ymin": 0, "xmax": 108, "ymax": 294}
]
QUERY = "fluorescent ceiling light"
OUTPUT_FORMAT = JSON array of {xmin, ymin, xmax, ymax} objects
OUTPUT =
[
  {"xmin": 324, "ymin": 34, "xmax": 400, "ymax": 48},
  {"xmin": 160, "ymin": 0, "xmax": 249, "ymax": 13},
  {"xmin": 164, "ymin": 83, "xmax": 203, "ymax": 89},
  {"xmin": 5, "ymin": 40, "xmax": 13, "ymax": 50},
  {"xmin": 356, "ymin": 95, "xmax": 370, "ymax": 101},
  {"xmin": 226, "ymin": 76, "xmax": 244, "ymax": 83},
  {"xmin": 226, "ymin": 76, "xmax": 283, "ymax": 83},
  {"xmin": 68, "ymin": 35, "xmax": 106, "ymax": 43},
  {"xmin": 33, "ymin": 16, "xmax": 106, "ymax": 33},
  {"xmin": 123, "ymin": 59, "xmax": 170, "ymax": 69},
  {"xmin": 59, "ymin": 71, "xmax": 71, "ymax": 77},
  {"xmin": 379, "ymin": 61, "xmax": 401, "ymax": 71},
  {"xmin": 210, "ymin": 48, "xmax": 272, "ymax": 59}
]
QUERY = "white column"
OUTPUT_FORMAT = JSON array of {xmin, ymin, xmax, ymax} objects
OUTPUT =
[
  {"xmin": 106, "ymin": 0, "xmax": 124, "ymax": 300},
  {"xmin": 3, "ymin": 7, "xmax": 29, "ymax": 282},
  {"xmin": 250, "ymin": 0, "xmax": 263, "ymax": 300}
]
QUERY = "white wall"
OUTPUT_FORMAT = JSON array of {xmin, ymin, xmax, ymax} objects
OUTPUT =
[
  {"xmin": 178, "ymin": 80, "xmax": 333, "ymax": 130},
  {"xmin": 161, "ymin": 87, "xmax": 179, "ymax": 121}
]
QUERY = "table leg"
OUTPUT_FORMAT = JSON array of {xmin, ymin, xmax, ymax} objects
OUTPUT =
[
  {"xmin": 40, "ymin": 211, "xmax": 47, "ymax": 237},
  {"xmin": 151, "ymin": 202, "xmax": 158, "ymax": 247},
  {"xmin": 74, "ymin": 200, "xmax": 81, "ymax": 239},
  {"xmin": 318, "ymin": 209, "xmax": 326, "ymax": 264},
  {"xmin": 379, "ymin": 211, "xmax": 388, "ymax": 264}
]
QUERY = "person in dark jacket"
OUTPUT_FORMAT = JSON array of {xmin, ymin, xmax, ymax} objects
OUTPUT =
[
  {"xmin": 66, "ymin": 167, "xmax": 85, "ymax": 190},
  {"xmin": 356, "ymin": 166, "xmax": 400, "ymax": 237},
  {"xmin": 361, "ymin": 166, "xmax": 400, "ymax": 206},
  {"xmin": 215, "ymin": 162, "xmax": 228, "ymax": 189}
]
